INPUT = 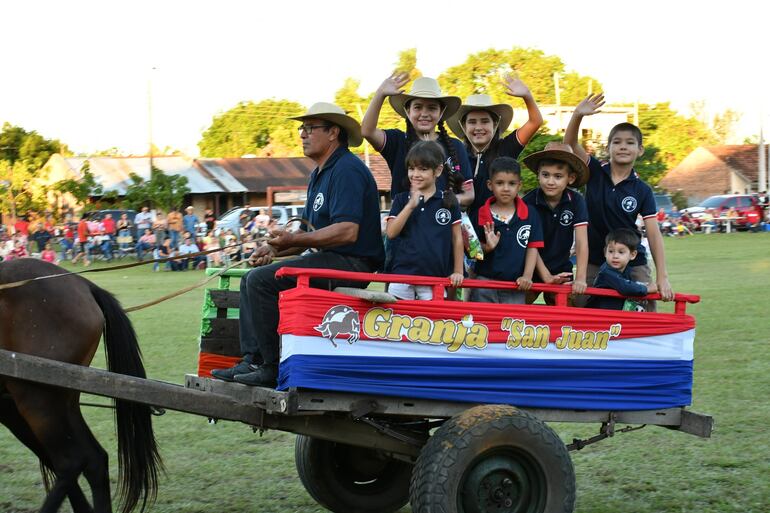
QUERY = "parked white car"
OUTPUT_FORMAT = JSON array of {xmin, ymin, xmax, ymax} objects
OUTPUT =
[{"xmin": 214, "ymin": 205, "xmax": 305, "ymax": 237}]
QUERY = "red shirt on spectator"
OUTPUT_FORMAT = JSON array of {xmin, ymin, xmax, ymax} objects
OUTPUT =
[
  {"xmin": 14, "ymin": 220, "xmax": 29, "ymax": 236},
  {"xmin": 102, "ymin": 217, "xmax": 116, "ymax": 235},
  {"xmin": 77, "ymin": 220, "xmax": 90, "ymax": 243}
]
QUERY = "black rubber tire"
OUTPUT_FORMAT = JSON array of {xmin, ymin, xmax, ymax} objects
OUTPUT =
[
  {"xmin": 410, "ymin": 405, "xmax": 575, "ymax": 513},
  {"xmin": 295, "ymin": 434, "xmax": 413, "ymax": 513}
]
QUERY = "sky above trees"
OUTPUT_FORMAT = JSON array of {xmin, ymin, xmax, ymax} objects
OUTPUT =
[{"xmin": 1, "ymin": 0, "xmax": 767, "ymax": 156}]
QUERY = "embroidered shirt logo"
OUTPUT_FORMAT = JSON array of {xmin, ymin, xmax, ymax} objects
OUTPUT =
[
  {"xmin": 559, "ymin": 210, "xmax": 574, "ymax": 226},
  {"xmin": 621, "ymin": 196, "xmax": 637, "ymax": 212},
  {"xmin": 313, "ymin": 193, "xmax": 324, "ymax": 211},
  {"xmin": 435, "ymin": 208, "xmax": 451, "ymax": 225},
  {"xmin": 516, "ymin": 224, "xmax": 531, "ymax": 248}
]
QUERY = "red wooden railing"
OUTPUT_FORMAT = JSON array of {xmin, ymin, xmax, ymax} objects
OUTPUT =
[{"xmin": 275, "ymin": 267, "xmax": 700, "ymax": 315}]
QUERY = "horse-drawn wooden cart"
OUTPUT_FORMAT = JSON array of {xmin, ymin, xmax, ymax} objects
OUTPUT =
[{"xmin": 0, "ymin": 263, "xmax": 713, "ymax": 513}]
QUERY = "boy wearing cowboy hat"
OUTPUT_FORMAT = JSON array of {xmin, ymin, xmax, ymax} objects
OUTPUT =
[
  {"xmin": 448, "ymin": 76, "xmax": 543, "ymax": 224},
  {"xmin": 522, "ymin": 142, "xmax": 590, "ymax": 305},
  {"xmin": 362, "ymin": 74, "xmax": 474, "ymax": 207},
  {"xmin": 212, "ymin": 102, "xmax": 384, "ymax": 387}
]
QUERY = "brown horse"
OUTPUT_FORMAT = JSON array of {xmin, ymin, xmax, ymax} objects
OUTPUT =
[{"xmin": 0, "ymin": 258, "xmax": 161, "ymax": 513}]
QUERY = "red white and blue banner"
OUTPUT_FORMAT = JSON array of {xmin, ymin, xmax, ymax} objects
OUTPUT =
[{"xmin": 277, "ymin": 286, "xmax": 695, "ymax": 410}]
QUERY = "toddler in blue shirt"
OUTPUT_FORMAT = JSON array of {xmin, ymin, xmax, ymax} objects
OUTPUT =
[{"xmin": 587, "ymin": 228, "xmax": 658, "ymax": 311}]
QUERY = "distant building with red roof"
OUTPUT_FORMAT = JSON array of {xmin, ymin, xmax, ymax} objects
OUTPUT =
[
  {"xmin": 659, "ymin": 145, "xmax": 769, "ymax": 204},
  {"xmin": 43, "ymin": 153, "xmax": 394, "ymax": 217}
]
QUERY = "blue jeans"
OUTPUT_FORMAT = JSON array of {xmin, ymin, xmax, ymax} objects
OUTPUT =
[
  {"xmin": 135, "ymin": 241, "xmax": 154, "ymax": 261},
  {"xmin": 100, "ymin": 238, "xmax": 113, "ymax": 261},
  {"xmin": 60, "ymin": 238, "xmax": 74, "ymax": 260},
  {"xmin": 169, "ymin": 230, "xmax": 180, "ymax": 248}
]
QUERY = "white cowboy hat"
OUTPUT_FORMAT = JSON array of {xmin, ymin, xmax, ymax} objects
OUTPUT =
[
  {"xmin": 388, "ymin": 77, "xmax": 461, "ymax": 123},
  {"xmin": 522, "ymin": 142, "xmax": 590, "ymax": 187},
  {"xmin": 289, "ymin": 102, "xmax": 363, "ymax": 147},
  {"xmin": 447, "ymin": 94, "xmax": 514, "ymax": 140}
]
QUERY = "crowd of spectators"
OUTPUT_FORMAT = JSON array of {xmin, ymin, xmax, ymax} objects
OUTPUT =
[
  {"xmin": 0, "ymin": 205, "xmax": 281, "ymax": 271},
  {"xmin": 4, "ymin": 193, "xmax": 768, "ymax": 269},
  {"xmin": 655, "ymin": 193, "xmax": 770, "ymax": 236}
]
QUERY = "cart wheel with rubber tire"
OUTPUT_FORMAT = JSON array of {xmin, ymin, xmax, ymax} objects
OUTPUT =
[
  {"xmin": 410, "ymin": 404, "xmax": 575, "ymax": 513},
  {"xmin": 295, "ymin": 434, "xmax": 413, "ymax": 513}
]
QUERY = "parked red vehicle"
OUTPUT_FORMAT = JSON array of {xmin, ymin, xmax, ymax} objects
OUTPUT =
[{"xmin": 681, "ymin": 194, "xmax": 763, "ymax": 230}]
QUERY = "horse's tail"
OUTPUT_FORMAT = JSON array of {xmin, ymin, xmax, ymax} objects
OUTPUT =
[{"xmin": 89, "ymin": 283, "xmax": 162, "ymax": 513}]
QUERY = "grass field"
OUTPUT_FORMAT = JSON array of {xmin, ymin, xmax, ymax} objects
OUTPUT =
[{"xmin": 1, "ymin": 232, "xmax": 769, "ymax": 512}]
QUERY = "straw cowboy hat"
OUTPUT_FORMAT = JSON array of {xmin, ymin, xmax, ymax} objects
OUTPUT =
[
  {"xmin": 522, "ymin": 142, "xmax": 590, "ymax": 188},
  {"xmin": 388, "ymin": 77, "xmax": 461, "ymax": 122},
  {"xmin": 289, "ymin": 102, "xmax": 363, "ymax": 147},
  {"xmin": 447, "ymin": 94, "xmax": 514, "ymax": 140}
]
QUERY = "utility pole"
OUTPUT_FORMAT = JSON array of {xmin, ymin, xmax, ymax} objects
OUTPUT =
[
  {"xmin": 148, "ymin": 67, "xmax": 156, "ymax": 170},
  {"xmin": 553, "ymin": 73, "xmax": 562, "ymax": 131},
  {"xmin": 759, "ymin": 115, "xmax": 766, "ymax": 193},
  {"xmin": 356, "ymin": 103, "xmax": 369, "ymax": 167},
  {"xmin": 634, "ymin": 100, "xmax": 639, "ymax": 126}
]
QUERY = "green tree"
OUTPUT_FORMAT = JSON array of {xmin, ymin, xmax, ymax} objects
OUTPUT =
[
  {"xmin": 334, "ymin": 77, "xmax": 366, "ymax": 120},
  {"xmin": 122, "ymin": 167, "xmax": 190, "ymax": 212},
  {"xmin": 638, "ymin": 102, "xmax": 717, "ymax": 172},
  {"xmin": 394, "ymin": 48, "xmax": 421, "ymax": 83},
  {"xmin": 0, "ymin": 123, "xmax": 69, "ymax": 217},
  {"xmin": 439, "ymin": 48, "xmax": 601, "ymax": 108},
  {"xmin": 0, "ymin": 122, "xmax": 68, "ymax": 166},
  {"xmin": 198, "ymin": 99, "xmax": 305, "ymax": 157},
  {"xmin": 52, "ymin": 161, "xmax": 103, "ymax": 205},
  {"xmin": 518, "ymin": 129, "xmax": 564, "ymax": 193},
  {"xmin": 669, "ymin": 190, "xmax": 688, "ymax": 210},
  {"xmin": 712, "ymin": 109, "xmax": 741, "ymax": 143}
]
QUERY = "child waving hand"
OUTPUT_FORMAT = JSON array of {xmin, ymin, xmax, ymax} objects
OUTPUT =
[{"xmin": 362, "ymin": 74, "xmax": 474, "ymax": 207}]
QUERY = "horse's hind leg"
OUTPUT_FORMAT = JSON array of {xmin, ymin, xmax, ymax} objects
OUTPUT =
[
  {"xmin": 0, "ymin": 393, "xmax": 94, "ymax": 513},
  {"xmin": 67, "ymin": 407, "xmax": 112, "ymax": 513},
  {"xmin": 8, "ymin": 385, "xmax": 111, "ymax": 513}
]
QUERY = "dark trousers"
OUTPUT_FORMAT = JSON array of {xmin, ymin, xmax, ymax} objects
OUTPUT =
[{"xmin": 239, "ymin": 251, "xmax": 375, "ymax": 366}]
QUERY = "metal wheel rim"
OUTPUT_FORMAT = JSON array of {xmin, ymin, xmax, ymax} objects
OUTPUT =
[{"xmin": 459, "ymin": 448, "xmax": 547, "ymax": 513}]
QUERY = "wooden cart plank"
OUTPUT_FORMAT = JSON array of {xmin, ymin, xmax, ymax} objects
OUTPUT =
[
  {"xmin": 208, "ymin": 289, "xmax": 240, "ymax": 309},
  {"xmin": 0, "ymin": 349, "xmax": 421, "ymax": 456},
  {"xmin": 183, "ymin": 375, "xmax": 712, "ymax": 435},
  {"xmin": 199, "ymin": 337, "xmax": 242, "ymax": 357}
]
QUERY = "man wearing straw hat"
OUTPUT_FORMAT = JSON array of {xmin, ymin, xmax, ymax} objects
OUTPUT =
[{"xmin": 212, "ymin": 102, "xmax": 384, "ymax": 387}]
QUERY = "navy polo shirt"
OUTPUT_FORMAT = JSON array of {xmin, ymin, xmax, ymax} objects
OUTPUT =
[
  {"xmin": 587, "ymin": 262, "xmax": 648, "ymax": 310},
  {"xmin": 387, "ymin": 191, "xmax": 461, "ymax": 277},
  {"xmin": 303, "ymin": 147, "xmax": 385, "ymax": 266},
  {"xmin": 468, "ymin": 130, "xmax": 525, "ymax": 218},
  {"xmin": 523, "ymin": 187, "xmax": 588, "ymax": 274},
  {"xmin": 473, "ymin": 197, "xmax": 544, "ymax": 281},
  {"xmin": 585, "ymin": 156, "xmax": 657, "ymax": 266},
  {"xmin": 380, "ymin": 128, "xmax": 472, "ymax": 198}
]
